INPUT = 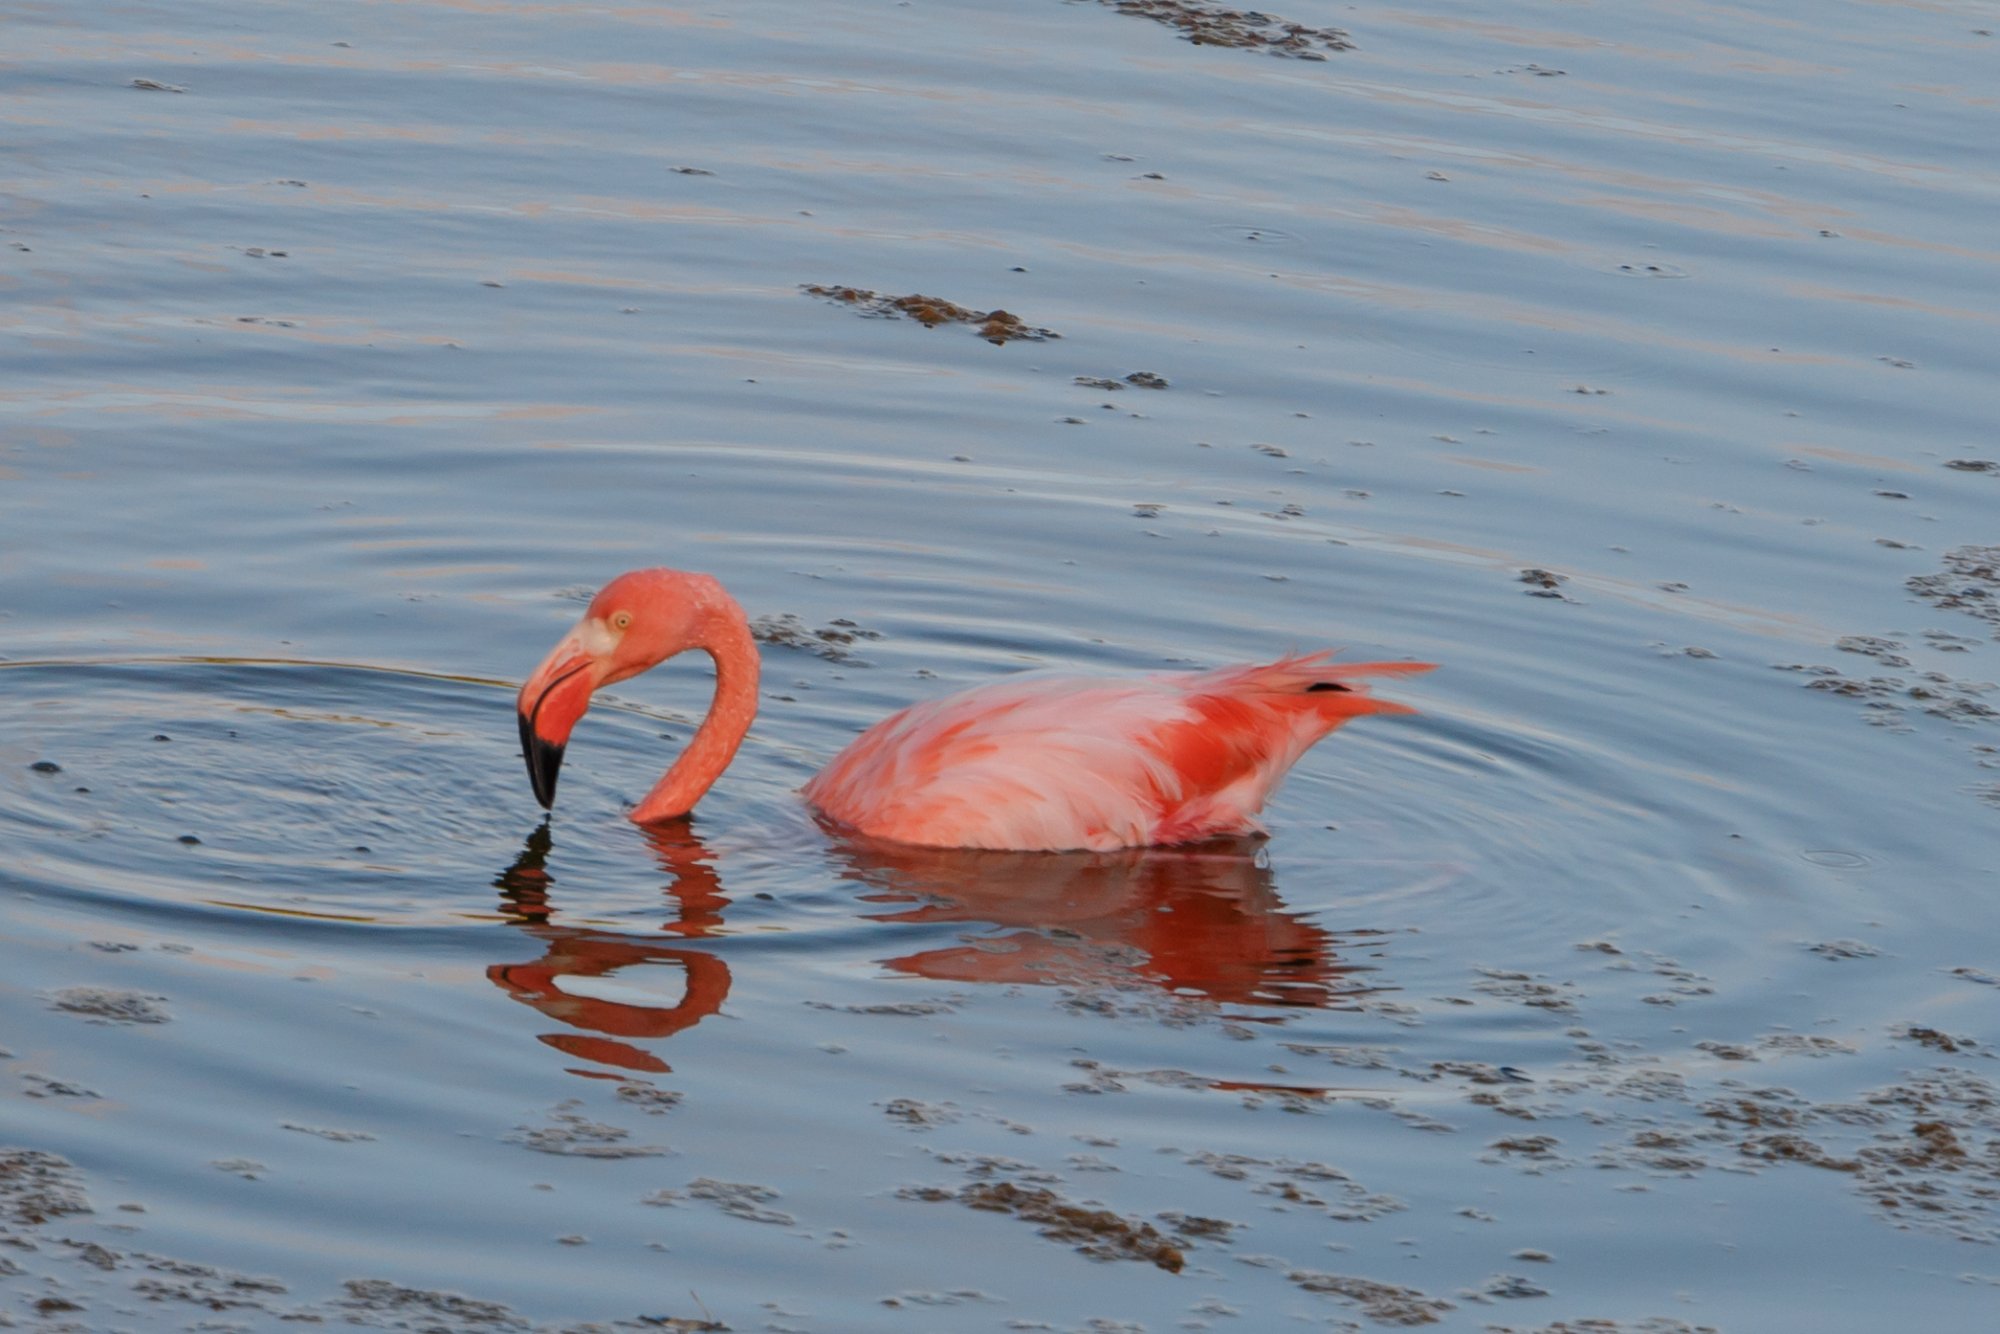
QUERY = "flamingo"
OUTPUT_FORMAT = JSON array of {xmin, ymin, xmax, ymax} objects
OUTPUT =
[{"xmin": 516, "ymin": 568, "xmax": 1432, "ymax": 852}]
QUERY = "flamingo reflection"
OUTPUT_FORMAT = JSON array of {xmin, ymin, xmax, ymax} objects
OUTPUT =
[
  {"xmin": 488, "ymin": 824, "xmax": 1376, "ymax": 1077},
  {"xmin": 488, "ymin": 822, "xmax": 731, "ymax": 1073}
]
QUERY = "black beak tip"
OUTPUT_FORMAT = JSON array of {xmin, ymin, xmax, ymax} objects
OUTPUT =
[{"xmin": 519, "ymin": 711, "xmax": 565, "ymax": 811}]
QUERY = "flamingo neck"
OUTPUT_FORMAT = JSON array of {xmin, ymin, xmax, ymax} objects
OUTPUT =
[{"xmin": 630, "ymin": 597, "xmax": 760, "ymax": 824}]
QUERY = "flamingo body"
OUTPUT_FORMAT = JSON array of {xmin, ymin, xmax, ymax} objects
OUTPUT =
[
  {"xmin": 516, "ymin": 568, "xmax": 1431, "ymax": 852},
  {"xmin": 803, "ymin": 655, "xmax": 1426, "ymax": 851}
]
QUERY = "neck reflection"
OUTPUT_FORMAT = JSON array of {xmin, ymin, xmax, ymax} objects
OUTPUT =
[{"xmin": 488, "ymin": 821, "xmax": 731, "ymax": 1074}]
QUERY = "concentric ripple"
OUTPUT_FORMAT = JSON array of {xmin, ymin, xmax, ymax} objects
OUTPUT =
[{"xmin": 2, "ymin": 658, "xmax": 816, "ymax": 928}]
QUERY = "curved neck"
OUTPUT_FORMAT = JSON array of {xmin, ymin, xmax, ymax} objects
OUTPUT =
[{"xmin": 630, "ymin": 599, "xmax": 760, "ymax": 824}]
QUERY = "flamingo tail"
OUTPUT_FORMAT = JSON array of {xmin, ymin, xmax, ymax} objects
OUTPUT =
[{"xmin": 1186, "ymin": 651, "xmax": 1435, "ymax": 718}]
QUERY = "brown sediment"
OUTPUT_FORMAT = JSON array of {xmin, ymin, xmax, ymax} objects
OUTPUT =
[
  {"xmin": 1900, "ymin": 1025, "xmax": 1975, "ymax": 1053},
  {"xmin": 1, "ymin": 1148, "xmax": 91, "ymax": 1226},
  {"xmin": 1286, "ymin": 1270, "xmax": 1454, "ymax": 1324},
  {"xmin": 800, "ymin": 285, "xmax": 1058, "ymax": 344},
  {"xmin": 1736, "ymin": 1132, "xmax": 1861, "ymax": 1172},
  {"xmin": 923, "ymin": 1180, "xmax": 1186, "ymax": 1271},
  {"xmin": 1094, "ymin": 1, "xmax": 1354, "ymax": 60},
  {"xmin": 1700, "ymin": 1094, "xmax": 1803, "ymax": 1129}
]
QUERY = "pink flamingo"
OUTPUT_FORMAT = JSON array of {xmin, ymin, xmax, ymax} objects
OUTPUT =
[{"xmin": 517, "ymin": 568, "xmax": 1432, "ymax": 852}]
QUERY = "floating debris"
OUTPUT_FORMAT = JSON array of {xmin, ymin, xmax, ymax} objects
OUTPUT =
[
  {"xmin": 336, "ymin": 1279, "xmax": 531, "ymax": 1331},
  {"xmin": 1466, "ymin": 1272, "xmax": 1550, "ymax": 1301},
  {"xmin": 1428, "ymin": 1060, "xmax": 1534, "ymax": 1086},
  {"xmin": 800, "ymin": 284, "xmax": 1057, "ymax": 344},
  {"xmin": 1909, "ymin": 545, "xmax": 2000, "ymax": 628},
  {"xmin": 1489, "ymin": 1135, "xmax": 1563, "ymax": 1159},
  {"xmin": 20, "ymin": 1073, "xmax": 101, "ymax": 1099},
  {"xmin": 1806, "ymin": 938, "xmax": 1880, "ymax": 960},
  {"xmin": 751, "ymin": 612, "xmax": 884, "ymax": 663},
  {"xmin": 1287, "ymin": 1270, "xmax": 1455, "ymax": 1324},
  {"xmin": 1518, "ymin": 568, "xmax": 1569, "ymax": 598},
  {"xmin": 0, "ymin": 1148, "xmax": 91, "ymax": 1225},
  {"xmin": 805, "ymin": 997, "xmax": 962, "ymax": 1016},
  {"xmin": 1281, "ymin": 1042, "xmax": 1399, "ymax": 1070},
  {"xmin": 615, "ymin": 1084, "xmax": 685, "ymax": 1115},
  {"xmin": 280, "ymin": 1122, "xmax": 376, "ymax": 1142},
  {"xmin": 1899, "ymin": 1025, "xmax": 1976, "ymax": 1053},
  {"xmin": 1836, "ymin": 635, "xmax": 1912, "ymax": 668},
  {"xmin": 633, "ymin": 1312, "xmax": 729, "ymax": 1331},
  {"xmin": 951, "ymin": 1180, "xmax": 1185, "ymax": 1271},
  {"xmin": 43, "ymin": 987, "xmax": 172, "ymax": 1024},
  {"xmin": 508, "ymin": 1103, "xmax": 669, "ymax": 1159},
  {"xmin": 686, "ymin": 1177, "xmax": 796, "ymax": 1225},
  {"xmin": 1158, "ymin": 1210, "xmax": 1234, "ymax": 1242},
  {"xmin": 1092, "ymin": 1, "xmax": 1354, "ymax": 59},
  {"xmin": 882, "ymin": 1098, "xmax": 962, "ymax": 1129},
  {"xmin": 128, "ymin": 1255, "xmax": 288, "ymax": 1311},
  {"xmin": 1780, "ymin": 564, "xmax": 2000, "ymax": 734}
]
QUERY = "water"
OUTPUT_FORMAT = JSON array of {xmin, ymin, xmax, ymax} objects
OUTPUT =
[{"xmin": 4, "ymin": 1, "xmax": 1998, "ymax": 1328}]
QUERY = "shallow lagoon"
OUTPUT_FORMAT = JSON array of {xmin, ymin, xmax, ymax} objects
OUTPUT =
[{"xmin": 4, "ymin": 1, "xmax": 1999, "ymax": 1329}]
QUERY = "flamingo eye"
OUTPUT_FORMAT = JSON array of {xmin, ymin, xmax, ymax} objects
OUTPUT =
[{"xmin": 611, "ymin": 611, "xmax": 633, "ymax": 631}]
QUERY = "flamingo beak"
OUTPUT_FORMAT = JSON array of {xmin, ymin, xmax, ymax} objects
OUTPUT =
[
  {"xmin": 520, "ymin": 710, "xmax": 566, "ymax": 810},
  {"xmin": 517, "ymin": 633, "xmax": 599, "ymax": 811}
]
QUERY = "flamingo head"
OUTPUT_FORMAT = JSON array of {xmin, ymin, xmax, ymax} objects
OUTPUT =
[{"xmin": 516, "ymin": 569, "xmax": 715, "ymax": 810}]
